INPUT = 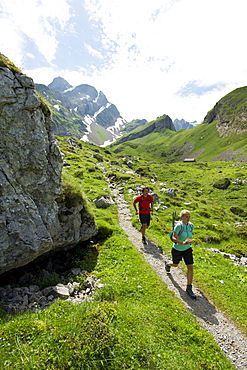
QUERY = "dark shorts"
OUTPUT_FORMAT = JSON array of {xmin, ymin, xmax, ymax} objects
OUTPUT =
[
  {"xmin": 172, "ymin": 247, "xmax": 194, "ymax": 265},
  {"xmin": 139, "ymin": 213, "xmax": 151, "ymax": 226}
]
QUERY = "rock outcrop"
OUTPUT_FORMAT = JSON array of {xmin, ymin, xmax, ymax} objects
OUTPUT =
[
  {"xmin": 0, "ymin": 65, "xmax": 97, "ymax": 274},
  {"xmin": 115, "ymin": 114, "xmax": 175, "ymax": 145},
  {"xmin": 203, "ymin": 86, "xmax": 247, "ymax": 137}
]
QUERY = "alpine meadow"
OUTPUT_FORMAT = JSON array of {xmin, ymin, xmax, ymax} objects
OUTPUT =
[{"xmin": 0, "ymin": 54, "xmax": 247, "ymax": 369}]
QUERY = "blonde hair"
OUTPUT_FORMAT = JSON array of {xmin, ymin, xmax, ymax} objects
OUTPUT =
[{"xmin": 179, "ymin": 209, "xmax": 190, "ymax": 218}]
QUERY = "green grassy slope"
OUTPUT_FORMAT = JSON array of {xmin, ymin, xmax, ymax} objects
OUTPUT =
[
  {"xmin": 111, "ymin": 86, "xmax": 247, "ymax": 162},
  {"xmin": 1, "ymin": 56, "xmax": 247, "ymax": 368},
  {"xmin": 123, "ymin": 159, "xmax": 247, "ymax": 334},
  {"xmin": 0, "ymin": 137, "xmax": 236, "ymax": 369},
  {"xmin": 112, "ymin": 120, "xmax": 247, "ymax": 162},
  {"xmin": 204, "ymin": 86, "xmax": 247, "ymax": 131}
]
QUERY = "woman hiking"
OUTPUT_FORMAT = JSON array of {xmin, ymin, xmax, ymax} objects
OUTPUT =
[{"xmin": 165, "ymin": 209, "xmax": 196, "ymax": 299}]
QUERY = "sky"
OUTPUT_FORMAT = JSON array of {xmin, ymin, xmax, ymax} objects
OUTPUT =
[{"xmin": 1, "ymin": 0, "xmax": 247, "ymax": 124}]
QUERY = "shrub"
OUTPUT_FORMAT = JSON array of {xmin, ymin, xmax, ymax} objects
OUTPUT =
[
  {"xmin": 37, "ymin": 92, "xmax": 52, "ymax": 117},
  {"xmin": 0, "ymin": 53, "xmax": 21, "ymax": 73},
  {"xmin": 57, "ymin": 181, "xmax": 86, "ymax": 209},
  {"xmin": 74, "ymin": 170, "xmax": 84, "ymax": 178},
  {"xmin": 223, "ymin": 243, "xmax": 247, "ymax": 257},
  {"xmin": 96, "ymin": 220, "xmax": 114, "ymax": 240},
  {"xmin": 213, "ymin": 178, "xmax": 230, "ymax": 190}
]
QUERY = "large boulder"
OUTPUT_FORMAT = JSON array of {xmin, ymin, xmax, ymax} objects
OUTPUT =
[
  {"xmin": 0, "ymin": 65, "xmax": 97, "ymax": 274},
  {"xmin": 213, "ymin": 178, "xmax": 230, "ymax": 190}
]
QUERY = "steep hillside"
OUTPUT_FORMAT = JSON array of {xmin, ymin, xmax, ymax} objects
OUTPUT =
[
  {"xmin": 112, "ymin": 121, "xmax": 247, "ymax": 162},
  {"xmin": 121, "ymin": 118, "xmax": 148, "ymax": 134},
  {"xmin": 35, "ymin": 77, "xmax": 127, "ymax": 146},
  {"xmin": 111, "ymin": 88, "xmax": 247, "ymax": 163},
  {"xmin": 204, "ymin": 86, "xmax": 247, "ymax": 137},
  {"xmin": 115, "ymin": 114, "xmax": 175, "ymax": 145}
]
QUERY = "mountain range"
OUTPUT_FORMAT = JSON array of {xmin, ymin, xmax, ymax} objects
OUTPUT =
[
  {"xmin": 35, "ymin": 76, "xmax": 247, "ymax": 162},
  {"xmin": 111, "ymin": 86, "xmax": 247, "ymax": 163},
  {"xmin": 35, "ymin": 77, "xmax": 127, "ymax": 146},
  {"xmin": 173, "ymin": 118, "xmax": 197, "ymax": 131},
  {"xmin": 36, "ymin": 77, "xmax": 197, "ymax": 146}
]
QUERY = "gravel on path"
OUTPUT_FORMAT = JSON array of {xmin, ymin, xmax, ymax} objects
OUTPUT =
[{"xmin": 110, "ymin": 184, "xmax": 247, "ymax": 370}]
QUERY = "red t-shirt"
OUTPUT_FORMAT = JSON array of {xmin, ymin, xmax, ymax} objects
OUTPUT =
[{"xmin": 134, "ymin": 194, "xmax": 154, "ymax": 214}]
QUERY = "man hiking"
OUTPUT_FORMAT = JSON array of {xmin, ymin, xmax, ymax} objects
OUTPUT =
[{"xmin": 133, "ymin": 186, "xmax": 154, "ymax": 244}]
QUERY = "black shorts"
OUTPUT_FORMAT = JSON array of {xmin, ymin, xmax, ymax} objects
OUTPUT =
[
  {"xmin": 172, "ymin": 247, "xmax": 193, "ymax": 265},
  {"xmin": 139, "ymin": 213, "xmax": 151, "ymax": 226}
]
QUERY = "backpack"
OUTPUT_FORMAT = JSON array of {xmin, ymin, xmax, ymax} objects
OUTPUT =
[
  {"xmin": 169, "ymin": 222, "xmax": 184, "ymax": 242},
  {"xmin": 170, "ymin": 221, "xmax": 193, "ymax": 242},
  {"xmin": 138, "ymin": 195, "xmax": 151, "ymax": 211}
]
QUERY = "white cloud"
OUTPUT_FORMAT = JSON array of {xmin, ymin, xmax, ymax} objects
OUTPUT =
[
  {"xmin": 0, "ymin": 0, "xmax": 71, "ymax": 66},
  {"xmin": 1, "ymin": 0, "xmax": 247, "ymax": 123},
  {"xmin": 80, "ymin": 0, "xmax": 247, "ymax": 122}
]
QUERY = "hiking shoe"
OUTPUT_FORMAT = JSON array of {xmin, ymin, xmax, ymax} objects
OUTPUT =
[
  {"xmin": 186, "ymin": 285, "xmax": 196, "ymax": 300},
  {"xmin": 165, "ymin": 260, "xmax": 171, "ymax": 273},
  {"xmin": 142, "ymin": 236, "xmax": 147, "ymax": 244}
]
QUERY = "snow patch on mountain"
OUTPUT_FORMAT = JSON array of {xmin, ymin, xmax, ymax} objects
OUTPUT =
[{"xmin": 94, "ymin": 103, "xmax": 111, "ymax": 118}]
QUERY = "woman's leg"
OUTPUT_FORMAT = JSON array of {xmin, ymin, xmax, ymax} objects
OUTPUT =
[{"xmin": 187, "ymin": 264, "xmax": 193, "ymax": 285}]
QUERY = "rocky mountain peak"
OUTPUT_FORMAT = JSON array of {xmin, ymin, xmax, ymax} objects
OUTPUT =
[
  {"xmin": 48, "ymin": 76, "xmax": 73, "ymax": 92},
  {"xmin": 36, "ymin": 79, "xmax": 127, "ymax": 146},
  {"xmin": 72, "ymin": 84, "xmax": 98, "ymax": 100},
  {"xmin": 116, "ymin": 114, "xmax": 175, "ymax": 145},
  {"xmin": 173, "ymin": 118, "xmax": 197, "ymax": 131}
]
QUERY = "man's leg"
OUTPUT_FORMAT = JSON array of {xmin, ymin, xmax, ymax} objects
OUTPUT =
[
  {"xmin": 141, "ymin": 223, "xmax": 147, "ymax": 237},
  {"xmin": 141, "ymin": 223, "xmax": 148, "ymax": 243},
  {"xmin": 140, "ymin": 214, "xmax": 150, "ymax": 244}
]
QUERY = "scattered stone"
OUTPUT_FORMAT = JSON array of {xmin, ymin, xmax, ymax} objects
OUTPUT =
[
  {"xmin": 232, "ymin": 179, "xmax": 242, "ymax": 185},
  {"xmin": 0, "ymin": 274, "xmax": 104, "ymax": 313},
  {"xmin": 93, "ymin": 153, "xmax": 103, "ymax": 161},
  {"xmin": 110, "ymin": 161, "xmax": 122, "ymax": 167},
  {"xmin": 160, "ymin": 188, "xmax": 176, "ymax": 197},
  {"xmin": 151, "ymin": 193, "xmax": 159, "ymax": 203},
  {"xmin": 125, "ymin": 160, "xmax": 133, "ymax": 169},
  {"xmin": 207, "ymin": 248, "xmax": 247, "ymax": 266},
  {"xmin": 94, "ymin": 196, "xmax": 115, "ymax": 208}
]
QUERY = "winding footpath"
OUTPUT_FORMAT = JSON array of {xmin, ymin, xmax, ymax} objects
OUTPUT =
[{"xmin": 110, "ymin": 184, "xmax": 247, "ymax": 370}]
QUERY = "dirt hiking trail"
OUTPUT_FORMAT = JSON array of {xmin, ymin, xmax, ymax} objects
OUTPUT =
[{"xmin": 110, "ymin": 184, "xmax": 247, "ymax": 370}]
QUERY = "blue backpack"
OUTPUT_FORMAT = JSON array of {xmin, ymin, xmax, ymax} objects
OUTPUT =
[
  {"xmin": 170, "ymin": 221, "xmax": 193, "ymax": 242},
  {"xmin": 170, "ymin": 222, "xmax": 183, "ymax": 242}
]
